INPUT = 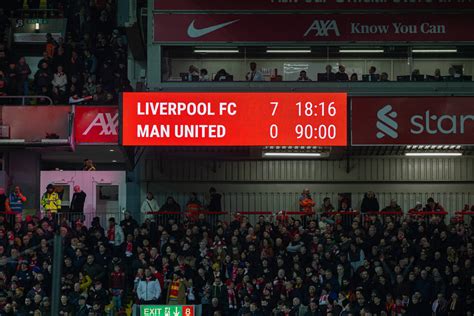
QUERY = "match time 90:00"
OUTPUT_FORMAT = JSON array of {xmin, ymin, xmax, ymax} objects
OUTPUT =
[{"xmin": 268, "ymin": 101, "xmax": 338, "ymax": 140}]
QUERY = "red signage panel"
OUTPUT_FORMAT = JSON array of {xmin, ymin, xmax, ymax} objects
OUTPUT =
[
  {"xmin": 351, "ymin": 97, "xmax": 474, "ymax": 145},
  {"xmin": 74, "ymin": 106, "xmax": 119, "ymax": 144},
  {"xmin": 122, "ymin": 92, "xmax": 347, "ymax": 146},
  {"xmin": 154, "ymin": 0, "xmax": 474, "ymax": 10},
  {"xmin": 154, "ymin": 13, "xmax": 474, "ymax": 42}
]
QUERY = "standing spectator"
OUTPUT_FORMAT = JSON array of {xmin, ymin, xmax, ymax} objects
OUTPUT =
[
  {"xmin": 40, "ymin": 184, "xmax": 61, "ymax": 215},
  {"xmin": 141, "ymin": 192, "xmax": 159, "ymax": 215},
  {"xmin": 52, "ymin": 47, "xmax": 67, "ymax": 71},
  {"xmin": 425, "ymin": 197, "xmax": 446, "ymax": 213},
  {"xmin": 0, "ymin": 187, "xmax": 9, "ymax": 213},
  {"xmin": 45, "ymin": 33, "xmax": 58, "ymax": 58},
  {"xmin": 16, "ymin": 57, "xmax": 31, "ymax": 96},
  {"xmin": 7, "ymin": 186, "xmax": 26, "ymax": 215},
  {"xmin": 107, "ymin": 217, "xmax": 124, "ymax": 256},
  {"xmin": 110, "ymin": 264, "xmax": 125, "ymax": 312},
  {"xmin": 382, "ymin": 199, "xmax": 402, "ymax": 213},
  {"xmin": 70, "ymin": 185, "xmax": 86, "ymax": 213},
  {"xmin": 299, "ymin": 188, "xmax": 315, "ymax": 217},
  {"xmin": 320, "ymin": 197, "xmax": 335, "ymax": 213},
  {"xmin": 5, "ymin": 62, "xmax": 18, "ymax": 96},
  {"xmin": 360, "ymin": 191, "xmax": 380, "ymax": 213},
  {"xmin": 246, "ymin": 62, "xmax": 263, "ymax": 82},
  {"xmin": 36, "ymin": 51, "xmax": 52, "ymax": 70},
  {"xmin": 208, "ymin": 187, "xmax": 222, "ymax": 213},
  {"xmin": 137, "ymin": 267, "xmax": 161, "ymax": 304},
  {"xmin": 335, "ymin": 65, "xmax": 349, "ymax": 81},
  {"xmin": 51, "ymin": 65, "xmax": 68, "ymax": 93},
  {"xmin": 83, "ymin": 50, "xmax": 98, "ymax": 75},
  {"xmin": 83, "ymin": 159, "xmax": 96, "ymax": 171}
]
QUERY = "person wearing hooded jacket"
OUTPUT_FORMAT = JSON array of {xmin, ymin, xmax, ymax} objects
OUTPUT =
[
  {"xmin": 360, "ymin": 191, "xmax": 380, "ymax": 213},
  {"xmin": 137, "ymin": 267, "xmax": 161, "ymax": 304}
]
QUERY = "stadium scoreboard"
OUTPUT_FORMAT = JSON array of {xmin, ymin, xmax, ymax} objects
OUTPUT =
[{"xmin": 121, "ymin": 92, "xmax": 347, "ymax": 146}]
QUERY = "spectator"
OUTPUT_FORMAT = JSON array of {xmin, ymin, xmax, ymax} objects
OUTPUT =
[
  {"xmin": 45, "ymin": 33, "xmax": 58, "ymax": 58},
  {"xmin": 246, "ymin": 62, "xmax": 263, "ymax": 82},
  {"xmin": 350, "ymin": 73, "xmax": 358, "ymax": 81},
  {"xmin": 37, "ymin": 51, "xmax": 52, "ymax": 70},
  {"xmin": 320, "ymin": 197, "xmax": 335, "ymax": 213},
  {"xmin": 141, "ymin": 192, "xmax": 159, "ymax": 215},
  {"xmin": 208, "ymin": 187, "xmax": 222, "ymax": 213},
  {"xmin": 320, "ymin": 64, "xmax": 336, "ymax": 82},
  {"xmin": 433, "ymin": 68, "xmax": 443, "ymax": 81},
  {"xmin": 213, "ymin": 69, "xmax": 231, "ymax": 82},
  {"xmin": 200, "ymin": 69, "xmax": 210, "ymax": 81},
  {"xmin": 368, "ymin": 66, "xmax": 379, "ymax": 81},
  {"xmin": 382, "ymin": 199, "xmax": 402, "ymax": 213},
  {"xmin": 0, "ymin": 70, "xmax": 6, "ymax": 97},
  {"xmin": 0, "ymin": 187, "xmax": 9, "ymax": 213},
  {"xmin": 137, "ymin": 267, "xmax": 161, "ymax": 304},
  {"xmin": 34, "ymin": 62, "xmax": 52, "ymax": 93},
  {"xmin": 70, "ymin": 185, "xmax": 86, "ymax": 213},
  {"xmin": 7, "ymin": 186, "xmax": 26, "ymax": 215},
  {"xmin": 380, "ymin": 72, "xmax": 390, "ymax": 82},
  {"xmin": 425, "ymin": 197, "xmax": 445, "ymax": 213},
  {"xmin": 83, "ymin": 159, "xmax": 96, "ymax": 171},
  {"xmin": 83, "ymin": 50, "xmax": 98, "ymax": 75},
  {"xmin": 360, "ymin": 191, "xmax": 380, "ymax": 213},
  {"xmin": 107, "ymin": 217, "xmax": 124, "ymax": 256},
  {"xmin": 160, "ymin": 196, "xmax": 181, "ymax": 214},
  {"xmin": 409, "ymin": 201, "xmax": 424, "ymax": 214},
  {"xmin": 187, "ymin": 65, "xmax": 199, "ymax": 82},
  {"xmin": 52, "ymin": 65, "xmax": 68, "ymax": 93},
  {"xmin": 335, "ymin": 65, "xmax": 349, "ymax": 81},
  {"xmin": 16, "ymin": 57, "xmax": 31, "ymax": 96},
  {"xmin": 167, "ymin": 272, "xmax": 186, "ymax": 304},
  {"xmin": 297, "ymin": 70, "xmax": 311, "ymax": 82},
  {"xmin": 299, "ymin": 188, "xmax": 315, "ymax": 215},
  {"xmin": 40, "ymin": 184, "xmax": 61, "ymax": 214}
]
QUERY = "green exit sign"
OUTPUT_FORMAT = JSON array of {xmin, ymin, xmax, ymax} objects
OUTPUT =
[
  {"xmin": 27, "ymin": 19, "xmax": 48, "ymax": 24},
  {"xmin": 140, "ymin": 305, "xmax": 195, "ymax": 316}
]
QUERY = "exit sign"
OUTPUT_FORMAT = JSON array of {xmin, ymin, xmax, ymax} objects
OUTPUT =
[{"xmin": 140, "ymin": 305, "xmax": 194, "ymax": 316}]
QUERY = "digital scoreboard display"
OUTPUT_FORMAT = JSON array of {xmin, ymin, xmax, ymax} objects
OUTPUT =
[{"xmin": 121, "ymin": 92, "xmax": 347, "ymax": 146}]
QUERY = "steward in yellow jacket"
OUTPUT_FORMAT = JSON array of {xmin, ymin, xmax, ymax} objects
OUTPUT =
[{"xmin": 41, "ymin": 184, "xmax": 61, "ymax": 213}]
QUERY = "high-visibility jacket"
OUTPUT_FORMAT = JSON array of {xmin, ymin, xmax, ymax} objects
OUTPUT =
[
  {"xmin": 41, "ymin": 192, "xmax": 61, "ymax": 212},
  {"xmin": 9, "ymin": 193, "xmax": 27, "ymax": 213}
]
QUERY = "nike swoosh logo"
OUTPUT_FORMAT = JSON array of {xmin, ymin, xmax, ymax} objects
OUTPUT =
[{"xmin": 187, "ymin": 19, "xmax": 240, "ymax": 38}]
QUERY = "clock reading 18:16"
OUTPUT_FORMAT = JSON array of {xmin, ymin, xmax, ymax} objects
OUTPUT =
[{"xmin": 297, "ymin": 101, "xmax": 337, "ymax": 117}]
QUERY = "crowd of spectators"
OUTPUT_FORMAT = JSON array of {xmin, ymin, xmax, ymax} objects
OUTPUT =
[
  {"xmin": 181, "ymin": 62, "xmax": 471, "ymax": 83},
  {"xmin": 0, "ymin": 186, "xmax": 473, "ymax": 316},
  {"xmin": 0, "ymin": 1, "xmax": 133, "ymax": 105}
]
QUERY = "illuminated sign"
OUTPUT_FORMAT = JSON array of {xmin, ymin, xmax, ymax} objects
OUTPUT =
[
  {"xmin": 121, "ymin": 92, "xmax": 347, "ymax": 146},
  {"xmin": 140, "ymin": 305, "xmax": 194, "ymax": 316}
]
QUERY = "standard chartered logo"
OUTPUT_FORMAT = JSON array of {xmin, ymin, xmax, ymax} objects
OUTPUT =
[{"xmin": 376, "ymin": 105, "xmax": 398, "ymax": 139}]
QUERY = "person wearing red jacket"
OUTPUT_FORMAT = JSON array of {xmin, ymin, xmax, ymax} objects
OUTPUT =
[{"xmin": 110, "ymin": 265, "xmax": 125, "ymax": 312}]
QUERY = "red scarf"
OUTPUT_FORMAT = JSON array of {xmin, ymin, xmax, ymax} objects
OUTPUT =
[{"xmin": 108, "ymin": 226, "xmax": 115, "ymax": 241}]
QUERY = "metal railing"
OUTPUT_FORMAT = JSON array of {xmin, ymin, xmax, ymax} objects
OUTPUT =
[{"xmin": 0, "ymin": 95, "xmax": 53, "ymax": 105}]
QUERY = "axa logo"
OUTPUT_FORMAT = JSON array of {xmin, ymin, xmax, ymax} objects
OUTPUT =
[
  {"xmin": 376, "ymin": 105, "xmax": 398, "ymax": 139},
  {"xmin": 304, "ymin": 20, "xmax": 340, "ymax": 37},
  {"xmin": 82, "ymin": 112, "xmax": 118, "ymax": 136}
]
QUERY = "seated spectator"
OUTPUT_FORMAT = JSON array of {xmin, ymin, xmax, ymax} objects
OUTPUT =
[
  {"xmin": 213, "ymin": 69, "xmax": 231, "ymax": 82},
  {"xmin": 83, "ymin": 159, "xmax": 96, "ymax": 171},
  {"xmin": 350, "ymin": 73, "xmax": 358, "ymax": 81},
  {"xmin": 34, "ymin": 62, "xmax": 53, "ymax": 93},
  {"xmin": 431, "ymin": 68, "xmax": 443, "ymax": 81},
  {"xmin": 246, "ymin": 62, "xmax": 264, "ymax": 82},
  {"xmin": 297, "ymin": 70, "xmax": 311, "ymax": 82},
  {"xmin": 200, "ymin": 69, "xmax": 210, "ymax": 81},
  {"xmin": 335, "ymin": 65, "xmax": 349, "ymax": 81},
  {"xmin": 319, "ymin": 64, "xmax": 336, "ymax": 81},
  {"xmin": 367, "ymin": 66, "xmax": 379, "ymax": 81},
  {"xmin": 411, "ymin": 69, "xmax": 424, "ymax": 81},
  {"xmin": 380, "ymin": 72, "xmax": 390, "ymax": 82},
  {"xmin": 409, "ymin": 201, "xmax": 424, "ymax": 214},
  {"xmin": 187, "ymin": 65, "xmax": 200, "ymax": 82}
]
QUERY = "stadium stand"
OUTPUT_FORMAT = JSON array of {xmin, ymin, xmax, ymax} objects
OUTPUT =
[{"xmin": 0, "ymin": 186, "xmax": 473, "ymax": 315}]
